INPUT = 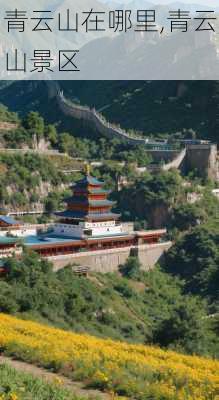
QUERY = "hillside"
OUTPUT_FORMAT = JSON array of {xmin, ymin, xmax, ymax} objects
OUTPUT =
[
  {"xmin": 0, "ymin": 81, "xmax": 218, "ymax": 396},
  {"xmin": 0, "ymin": 152, "xmax": 78, "ymax": 214},
  {"xmin": 0, "ymin": 313, "xmax": 218, "ymax": 400},
  {"xmin": 0, "ymin": 81, "xmax": 217, "ymax": 143},
  {"xmin": 1, "ymin": 251, "xmax": 218, "ymax": 358}
]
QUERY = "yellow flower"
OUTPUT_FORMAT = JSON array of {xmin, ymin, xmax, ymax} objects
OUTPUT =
[
  {"xmin": 0, "ymin": 313, "xmax": 218, "ymax": 400},
  {"xmin": 9, "ymin": 393, "xmax": 19, "ymax": 400},
  {"xmin": 53, "ymin": 377, "xmax": 63, "ymax": 385}
]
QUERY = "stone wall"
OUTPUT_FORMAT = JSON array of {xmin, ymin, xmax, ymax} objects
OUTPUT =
[
  {"xmin": 57, "ymin": 93, "xmax": 146, "ymax": 146},
  {"xmin": 48, "ymin": 241, "xmax": 172, "ymax": 273},
  {"xmin": 162, "ymin": 148, "xmax": 187, "ymax": 171},
  {"xmin": 185, "ymin": 144, "xmax": 218, "ymax": 180},
  {"xmin": 148, "ymin": 150, "xmax": 181, "ymax": 163},
  {"xmin": 57, "ymin": 94, "xmax": 182, "ymax": 162},
  {"xmin": 56, "ymin": 90, "xmax": 219, "ymax": 181}
]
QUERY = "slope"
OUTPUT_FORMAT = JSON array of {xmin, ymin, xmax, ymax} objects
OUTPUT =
[{"xmin": 0, "ymin": 313, "xmax": 218, "ymax": 400}]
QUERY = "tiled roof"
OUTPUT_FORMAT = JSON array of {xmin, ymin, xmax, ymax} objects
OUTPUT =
[
  {"xmin": 55, "ymin": 210, "xmax": 120, "ymax": 220},
  {"xmin": 0, "ymin": 236, "xmax": 19, "ymax": 244},
  {"xmin": 71, "ymin": 175, "xmax": 104, "ymax": 188},
  {"xmin": 64, "ymin": 198, "xmax": 115, "ymax": 207},
  {"xmin": 73, "ymin": 188, "xmax": 109, "ymax": 195},
  {"xmin": 0, "ymin": 215, "xmax": 19, "ymax": 225}
]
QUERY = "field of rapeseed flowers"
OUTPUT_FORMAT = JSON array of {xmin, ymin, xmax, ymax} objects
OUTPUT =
[{"xmin": 0, "ymin": 314, "xmax": 218, "ymax": 400}]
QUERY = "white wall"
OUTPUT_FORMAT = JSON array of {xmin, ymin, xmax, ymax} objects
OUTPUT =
[
  {"xmin": 0, "ymin": 227, "xmax": 37, "ymax": 237},
  {"xmin": 53, "ymin": 223, "xmax": 84, "ymax": 238},
  {"xmin": 52, "ymin": 222, "xmax": 123, "ymax": 238}
]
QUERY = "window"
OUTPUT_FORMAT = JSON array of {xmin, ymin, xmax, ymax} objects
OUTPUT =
[{"xmin": 84, "ymin": 229, "xmax": 92, "ymax": 236}]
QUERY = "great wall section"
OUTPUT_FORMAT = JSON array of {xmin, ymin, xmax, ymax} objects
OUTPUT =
[
  {"xmin": 57, "ymin": 91, "xmax": 148, "ymax": 147},
  {"xmin": 55, "ymin": 89, "xmax": 219, "ymax": 181}
]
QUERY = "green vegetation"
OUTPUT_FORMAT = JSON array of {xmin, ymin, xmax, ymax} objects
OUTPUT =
[
  {"xmin": 115, "ymin": 170, "xmax": 184, "ymax": 227},
  {"xmin": 0, "ymin": 153, "xmax": 74, "ymax": 211},
  {"xmin": 114, "ymin": 170, "xmax": 219, "ymax": 231},
  {"xmin": 0, "ymin": 105, "xmax": 154, "ymax": 167},
  {"xmin": 165, "ymin": 227, "xmax": 219, "ymax": 305},
  {"xmin": 0, "ymin": 364, "xmax": 87, "ymax": 400},
  {"xmin": 0, "ymin": 104, "xmax": 18, "ymax": 123},
  {"xmin": 0, "ymin": 109, "xmax": 58, "ymax": 149},
  {"xmin": 0, "ymin": 251, "xmax": 218, "ymax": 358}
]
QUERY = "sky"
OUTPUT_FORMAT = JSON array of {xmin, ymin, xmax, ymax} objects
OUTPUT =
[
  {"xmin": 108, "ymin": 0, "xmax": 219, "ymax": 5},
  {"xmin": 151, "ymin": 0, "xmax": 219, "ymax": 4}
]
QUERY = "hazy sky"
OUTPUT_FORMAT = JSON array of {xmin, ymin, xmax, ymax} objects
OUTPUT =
[
  {"xmin": 151, "ymin": 0, "xmax": 219, "ymax": 4},
  {"xmin": 111, "ymin": 0, "xmax": 219, "ymax": 5}
]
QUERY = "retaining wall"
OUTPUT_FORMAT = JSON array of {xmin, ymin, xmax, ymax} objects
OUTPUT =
[{"xmin": 48, "ymin": 241, "xmax": 172, "ymax": 273}]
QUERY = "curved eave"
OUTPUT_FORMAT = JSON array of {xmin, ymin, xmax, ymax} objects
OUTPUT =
[
  {"xmin": 64, "ymin": 199, "xmax": 115, "ymax": 207},
  {"xmin": 85, "ymin": 213, "xmax": 121, "ymax": 221},
  {"xmin": 70, "ymin": 176, "xmax": 104, "ymax": 188},
  {"xmin": 55, "ymin": 210, "xmax": 121, "ymax": 220}
]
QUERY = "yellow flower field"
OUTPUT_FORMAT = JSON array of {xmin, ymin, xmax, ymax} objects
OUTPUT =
[{"xmin": 0, "ymin": 313, "xmax": 218, "ymax": 400}]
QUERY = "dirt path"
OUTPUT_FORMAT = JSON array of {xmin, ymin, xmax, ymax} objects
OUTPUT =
[{"xmin": 0, "ymin": 356, "xmax": 111, "ymax": 400}]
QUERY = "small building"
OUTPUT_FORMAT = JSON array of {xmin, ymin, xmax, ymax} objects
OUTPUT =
[
  {"xmin": 0, "ymin": 214, "xmax": 39, "ymax": 238},
  {"xmin": 0, "ymin": 215, "xmax": 20, "ymax": 229},
  {"xmin": 0, "ymin": 237, "xmax": 22, "ymax": 259},
  {"xmin": 212, "ymin": 189, "xmax": 219, "ymax": 199}
]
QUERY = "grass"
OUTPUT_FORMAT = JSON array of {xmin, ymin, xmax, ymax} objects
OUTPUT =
[{"xmin": 0, "ymin": 363, "xmax": 88, "ymax": 400}]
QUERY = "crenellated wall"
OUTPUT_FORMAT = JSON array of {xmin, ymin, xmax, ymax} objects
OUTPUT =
[
  {"xmin": 56, "ymin": 90, "xmax": 218, "ymax": 181},
  {"xmin": 57, "ymin": 92, "xmax": 146, "ymax": 146}
]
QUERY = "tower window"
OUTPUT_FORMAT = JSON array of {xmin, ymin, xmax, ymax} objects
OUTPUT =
[{"xmin": 84, "ymin": 229, "xmax": 92, "ymax": 236}]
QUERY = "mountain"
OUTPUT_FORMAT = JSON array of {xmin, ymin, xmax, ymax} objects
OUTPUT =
[
  {"xmin": 100, "ymin": 0, "xmax": 219, "ymax": 11},
  {"xmin": 1, "ymin": 0, "xmax": 218, "ymax": 80},
  {"xmin": 0, "ymin": 80, "xmax": 217, "ymax": 142},
  {"xmin": 0, "ymin": 0, "xmax": 110, "ymax": 79}
]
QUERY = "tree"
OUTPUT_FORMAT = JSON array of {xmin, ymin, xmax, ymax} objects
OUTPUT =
[
  {"xmin": 0, "ymin": 281, "xmax": 18, "ymax": 313},
  {"xmin": 45, "ymin": 124, "xmax": 58, "ymax": 145},
  {"xmin": 171, "ymin": 203, "xmax": 206, "ymax": 231},
  {"xmin": 23, "ymin": 112, "xmax": 45, "ymax": 141},
  {"xmin": 165, "ymin": 227, "xmax": 219, "ymax": 302},
  {"xmin": 58, "ymin": 133, "xmax": 75, "ymax": 154},
  {"xmin": 120, "ymin": 257, "xmax": 141, "ymax": 279},
  {"xmin": 154, "ymin": 296, "xmax": 212, "ymax": 356},
  {"xmin": 44, "ymin": 192, "xmax": 62, "ymax": 214}
]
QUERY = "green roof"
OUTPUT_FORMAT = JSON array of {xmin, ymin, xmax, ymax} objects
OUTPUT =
[
  {"xmin": 71, "ymin": 175, "xmax": 104, "ymax": 188},
  {"xmin": 0, "ymin": 237, "xmax": 18, "ymax": 244},
  {"xmin": 65, "ymin": 198, "xmax": 114, "ymax": 207}
]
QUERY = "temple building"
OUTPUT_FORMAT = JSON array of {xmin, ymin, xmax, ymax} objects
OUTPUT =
[
  {"xmin": 0, "ymin": 169, "xmax": 171, "ymax": 272},
  {"xmin": 0, "ymin": 237, "xmax": 22, "ymax": 259},
  {"xmin": 23, "ymin": 171, "xmax": 168, "ymax": 260},
  {"xmin": 0, "ymin": 215, "xmax": 20, "ymax": 230},
  {"xmin": 53, "ymin": 172, "xmax": 123, "ymax": 239}
]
